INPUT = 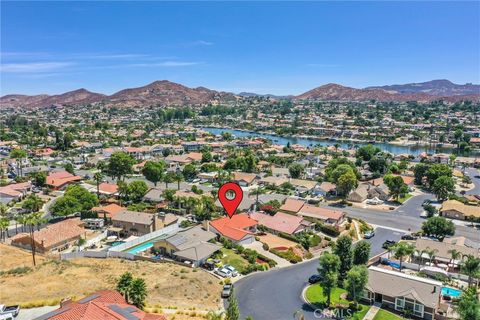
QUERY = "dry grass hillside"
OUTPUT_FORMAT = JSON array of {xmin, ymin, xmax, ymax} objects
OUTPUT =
[{"xmin": 0, "ymin": 244, "xmax": 222, "ymax": 313}]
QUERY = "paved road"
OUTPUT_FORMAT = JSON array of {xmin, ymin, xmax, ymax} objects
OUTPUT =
[
  {"xmin": 464, "ymin": 167, "xmax": 480, "ymax": 195},
  {"xmin": 364, "ymin": 227, "xmax": 404, "ymax": 258}
]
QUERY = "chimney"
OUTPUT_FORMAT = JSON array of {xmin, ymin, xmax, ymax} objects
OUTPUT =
[
  {"xmin": 60, "ymin": 297, "xmax": 72, "ymax": 307},
  {"xmin": 202, "ymin": 220, "xmax": 209, "ymax": 232}
]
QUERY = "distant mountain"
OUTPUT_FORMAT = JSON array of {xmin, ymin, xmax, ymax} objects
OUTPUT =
[
  {"xmin": 108, "ymin": 80, "xmax": 236, "ymax": 107},
  {"xmin": 0, "ymin": 89, "xmax": 106, "ymax": 108},
  {"xmin": 238, "ymin": 92, "xmax": 293, "ymax": 99},
  {"xmin": 296, "ymin": 82, "xmax": 480, "ymax": 102},
  {"xmin": 2, "ymin": 79, "xmax": 479, "ymax": 108},
  {"xmin": 0, "ymin": 81, "xmax": 236, "ymax": 108},
  {"xmin": 367, "ymin": 79, "xmax": 480, "ymax": 96}
]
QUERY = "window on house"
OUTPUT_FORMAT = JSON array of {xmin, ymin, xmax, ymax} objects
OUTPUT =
[
  {"xmin": 395, "ymin": 297, "xmax": 405, "ymax": 310},
  {"xmin": 414, "ymin": 303, "xmax": 424, "ymax": 317}
]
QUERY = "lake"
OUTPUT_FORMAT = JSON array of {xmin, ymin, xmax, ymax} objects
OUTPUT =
[{"xmin": 201, "ymin": 127, "xmax": 476, "ymax": 157}]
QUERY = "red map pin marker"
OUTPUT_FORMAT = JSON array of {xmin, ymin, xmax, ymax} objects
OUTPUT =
[{"xmin": 218, "ymin": 182, "xmax": 243, "ymax": 219}]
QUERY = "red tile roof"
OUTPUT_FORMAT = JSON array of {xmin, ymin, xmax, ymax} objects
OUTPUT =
[
  {"xmin": 299, "ymin": 204, "xmax": 345, "ymax": 221},
  {"xmin": 98, "ymin": 182, "xmax": 119, "ymax": 194},
  {"xmin": 46, "ymin": 171, "xmax": 82, "ymax": 188},
  {"xmin": 42, "ymin": 290, "xmax": 166, "ymax": 320},
  {"xmin": 279, "ymin": 198, "xmax": 306, "ymax": 213},
  {"xmin": 92, "ymin": 203, "xmax": 126, "ymax": 219},
  {"xmin": 209, "ymin": 214, "xmax": 257, "ymax": 241},
  {"xmin": 250, "ymin": 211, "xmax": 304, "ymax": 235}
]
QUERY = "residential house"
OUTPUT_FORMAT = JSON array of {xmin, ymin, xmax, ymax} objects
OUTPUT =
[
  {"xmin": 46, "ymin": 171, "xmax": 82, "ymax": 190},
  {"xmin": 34, "ymin": 290, "xmax": 166, "ymax": 320},
  {"xmin": 232, "ymin": 172, "xmax": 258, "ymax": 187},
  {"xmin": 279, "ymin": 198, "xmax": 306, "ymax": 215},
  {"xmin": 298, "ymin": 204, "xmax": 345, "ymax": 226},
  {"xmin": 414, "ymin": 238, "xmax": 479, "ymax": 268},
  {"xmin": 347, "ymin": 184, "xmax": 369, "ymax": 203},
  {"xmin": 440, "ymin": 200, "xmax": 480, "ymax": 221},
  {"xmin": 153, "ymin": 225, "xmax": 221, "ymax": 266},
  {"xmin": 317, "ymin": 181, "xmax": 337, "ymax": 197},
  {"xmin": 363, "ymin": 266, "xmax": 442, "ymax": 320},
  {"xmin": 111, "ymin": 211, "xmax": 178, "ymax": 237},
  {"xmin": 96, "ymin": 182, "xmax": 119, "ymax": 197},
  {"xmin": 250, "ymin": 211, "xmax": 313, "ymax": 235},
  {"xmin": 11, "ymin": 218, "xmax": 85, "ymax": 253},
  {"xmin": 0, "ymin": 181, "xmax": 32, "ymax": 204},
  {"xmin": 209, "ymin": 214, "xmax": 258, "ymax": 245},
  {"xmin": 92, "ymin": 203, "xmax": 126, "ymax": 219}
]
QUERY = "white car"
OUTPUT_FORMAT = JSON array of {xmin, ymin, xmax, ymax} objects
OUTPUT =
[
  {"xmin": 214, "ymin": 267, "xmax": 232, "ymax": 278},
  {"xmin": 366, "ymin": 198, "xmax": 384, "ymax": 205},
  {"xmin": 223, "ymin": 265, "xmax": 238, "ymax": 277}
]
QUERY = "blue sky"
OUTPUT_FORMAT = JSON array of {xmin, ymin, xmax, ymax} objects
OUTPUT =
[{"xmin": 1, "ymin": 1, "xmax": 479, "ymax": 95}]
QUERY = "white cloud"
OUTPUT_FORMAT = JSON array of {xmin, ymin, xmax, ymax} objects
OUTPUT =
[{"xmin": 0, "ymin": 62, "xmax": 74, "ymax": 73}]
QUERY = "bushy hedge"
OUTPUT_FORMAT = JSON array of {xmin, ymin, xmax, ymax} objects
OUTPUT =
[
  {"xmin": 278, "ymin": 232, "xmax": 300, "ymax": 243},
  {"xmin": 270, "ymin": 248, "xmax": 302, "ymax": 263},
  {"xmin": 318, "ymin": 223, "xmax": 340, "ymax": 237}
]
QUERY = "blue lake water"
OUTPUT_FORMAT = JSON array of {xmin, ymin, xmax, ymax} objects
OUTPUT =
[{"xmin": 202, "ymin": 127, "xmax": 476, "ymax": 156}]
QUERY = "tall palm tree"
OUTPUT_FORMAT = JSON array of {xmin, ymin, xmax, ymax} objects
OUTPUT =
[
  {"xmin": 448, "ymin": 249, "xmax": 461, "ymax": 270},
  {"xmin": 392, "ymin": 242, "xmax": 415, "ymax": 270},
  {"xmin": 414, "ymin": 249, "xmax": 427, "ymax": 271},
  {"xmin": 129, "ymin": 278, "xmax": 147, "ymax": 310},
  {"xmin": 461, "ymin": 255, "xmax": 480, "ymax": 287},
  {"xmin": 93, "ymin": 171, "xmax": 104, "ymax": 198},
  {"xmin": 24, "ymin": 212, "xmax": 43, "ymax": 266},
  {"xmin": 425, "ymin": 248, "xmax": 438, "ymax": 265},
  {"xmin": 0, "ymin": 217, "xmax": 10, "ymax": 242},
  {"xmin": 174, "ymin": 171, "xmax": 183, "ymax": 190}
]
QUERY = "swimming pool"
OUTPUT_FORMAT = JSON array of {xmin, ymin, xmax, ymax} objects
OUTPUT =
[
  {"xmin": 126, "ymin": 241, "xmax": 154, "ymax": 254},
  {"xmin": 441, "ymin": 287, "xmax": 462, "ymax": 298},
  {"xmin": 110, "ymin": 241, "xmax": 125, "ymax": 247},
  {"xmin": 389, "ymin": 261, "xmax": 401, "ymax": 269}
]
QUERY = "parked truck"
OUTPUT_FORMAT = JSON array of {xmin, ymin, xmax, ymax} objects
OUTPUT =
[{"xmin": 0, "ymin": 304, "xmax": 20, "ymax": 319}]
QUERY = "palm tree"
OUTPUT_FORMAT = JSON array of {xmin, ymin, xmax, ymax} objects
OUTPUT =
[
  {"xmin": 414, "ymin": 249, "xmax": 427, "ymax": 270},
  {"xmin": 392, "ymin": 242, "xmax": 415, "ymax": 270},
  {"xmin": 0, "ymin": 217, "xmax": 10, "ymax": 242},
  {"xmin": 461, "ymin": 255, "xmax": 480, "ymax": 287},
  {"xmin": 424, "ymin": 247, "xmax": 438, "ymax": 265},
  {"xmin": 24, "ymin": 212, "xmax": 43, "ymax": 266},
  {"xmin": 0, "ymin": 204, "xmax": 8, "ymax": 217},
  {"xmin": 448, "ymin": 249, "xmax": 461, "ymax": 270},
  {"xmin": 93, "ymin": 171, "xmax": 104, "ymax": 198},
  {"xmin": 174, "ymin": 171, "xmax": 183, "ymax": 190},
  {"xmin": 129, "ymin": 278, "xmax": 147, "ymax": 310},
  {"xmin": 116, "ymin": 272, "xmax": 133, "ymax": 302}
]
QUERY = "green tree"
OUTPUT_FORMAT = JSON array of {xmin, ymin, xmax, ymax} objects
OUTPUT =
[
  {"xmin": 421, "ymin": 216, "xmax": 455, "ymax": 241},
  {"xmin": 461, "ymin": 255, "xmax": 480, "ymax": 287},
  {"xmin": 202, "ymin": 150, "xmax": 213, "ymax": 163},
  {"xmin": 10, "ymin": 149, "xmax": 27, "ymax": 177},
  {"xmin": 0, "ymin": 217, "xmax": 9, "ymax": 242},
  {"xmin": 51, "ymin": 196, "xmax": 83, "ymax": 217},
  {"xmin": 336, "ymin": 171, "xmax": 358, "ymax": 197},
  {"xmin": 174, "ymin": 171, "xmax": 184, "ymax": 190},
  {"xmin": 413, "ymin": 163, "xmax": 430, "ymax": 185},
  {"xmin": 432, "ymin": 176, "xmax": 455, "ymax": 200},
  {"xmin": 107, "ymin": 152, "xmax": 135, "ymax": 180},
  {"xmin": 117, "ymin": 272, "xmax": 133, "ymax": 302},
  {"xmin": 225, "ymin": 289, "xmax": 240, "ymax": 320},
  {"xmin": 288, "ymin": 163, "xmax": 304, "ymax": 179},
  {"xmin": 141, "ymin": 161, "xmax": 165, "ymax": 187},
  {"xmin": 64, "ymin": 185, "xmax": 98, "ymax": 212},
  {"xmin": 182, "ymin": 164, "xmax": 197, "ymax": 181},
  {"xmin": 129, "ymin": 277, "xmax": 147, "ymax": 309},
  {"xmin": 163, "ymin": 171, "xmax": 175, "ymax": 189},
  {"xmin": 353, "ymin": 240, "xmax": 371, "ymax": 265},
  {"xmin": 333, "ymin": 235, "xmax": 353, "ymax": 278},
  {"xmin": 64, "ymin": 162, "xmax": 75, "ymax": 175},
  {"xmin": 456, "ymin": 287, "xmax": 479, "ymax": 320},
  {"xmin": 206, "ymin": 311, "xmax": 224, "ymax": 320},
  {"xmin": 93, "ymin": 171, "xmax": 104, "ymax": 197},
  {"xmin": 24, "ymin": 212, "xmax": 45, "ymax": 266},
  {"xmin": 392, "ymin": 242, "xmax": 415, "ymax": 270},
  {"xmin": 384, "ymin": 174, "xmax": 408, "ymax": 201},
  {"xmin": 426, "ymin": 164, "xmax": 452, "ymax": 186},
  {"xmin": 345, "ymin": 265, "xmax": 369, "ymax": 303},
  {"xmin": 128, "ymin": 180, "xmax": 148, "ymax": 202},
  {"xmin": 31, "ymin": 172, "xmax": 47, "ymax": 187},
  {"xmin": 318, "ymin": 253, "xmax": 340, "ymax": 306},
  {"xmin": 22, "ymin": 194, "xmax": 44, "ymax": 213},
  {"xmin": 356, "ymin": 144, "xmax": 381, "ymax": 162}
]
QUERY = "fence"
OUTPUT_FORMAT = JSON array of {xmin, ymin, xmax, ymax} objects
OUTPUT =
[
  {"xmin": 60, "ymin": 250, "xmax": 136, "ymax": 260},
  {"xmin": 108, "ymin": 223, "xmax": 179, "ymax": 252},
  {"xmin": 79, "ymin": 230, "xmax": 108, "ymax": 250}
]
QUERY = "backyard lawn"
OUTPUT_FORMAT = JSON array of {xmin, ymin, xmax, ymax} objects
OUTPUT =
[
  {"xmin": 219, "ymin": 247, "xmax": 249, "ymax": 272},
  {"xmin": 305, "ymin": 284, "xmax": 370, "ymax": 320},
  {"xmin": 397, "ymin": 194, "xmax": 413, "ymax": 204},
  {"xmin": 373, "ymin": 309, "xmax": 404, "ymax": 320}
]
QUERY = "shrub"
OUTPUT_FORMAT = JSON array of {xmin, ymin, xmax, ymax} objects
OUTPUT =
[
  {"xmin": 319, "ymin": 224, "xmax": 340, "ymax": 237},
  {"xmin": 262, "ymin": 242, "xmax": 269, "ymax": 251},
  {"xmin": 279, "ymin": 232, "xmax": 299, "ymax": 243},
  {"xmin": 270, "ymin": 248, "xmax": 302, "ymax": 263}
]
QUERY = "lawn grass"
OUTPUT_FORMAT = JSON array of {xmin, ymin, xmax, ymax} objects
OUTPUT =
[
  {"xmin": 305, "ymin": 284, "xmax": 370, "ymax": 320},
  {"xmin": 397, "ymin": 193, "xmax": 413, "ymax": 204},
  {"xmin": 220, "ymin": 247, "xmax": 249, "ymax": 272},
  {"xmin": 373, "ymin": 309, "xmax": 404, "ymax": 320}
]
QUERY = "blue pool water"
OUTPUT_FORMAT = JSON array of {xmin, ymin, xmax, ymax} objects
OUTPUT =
[
  {"xmin": 389, "ymin": 261, "xmax": 401, "ymax": 269},
  {"xmin": 441, "ymin": 287, "xmax": 462, "ymax": 298},
  {"xmin": 110, "ymin": 241, "xmax": 125, "ymax": 247},
  {"xmin": 126, "ymin": 241, "xmax": 154, "ymax": 254}
]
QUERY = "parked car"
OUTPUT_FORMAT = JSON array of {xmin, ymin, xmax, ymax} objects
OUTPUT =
[
  {"xmin": 422, "ymin": 199, "xmax": 432, "ymax": 206},
  {"xmin": 221, "ymin": 284, "xmax": 233, "ymax": 298},
  {"xmin": 0, "ymin": 305, "xmax": 20, "ymax": 318},
  {"xmin": 202, "ymin": 261, "xmax": 215, "ymax": 271},
  {"xmin": 382, "ymin": 240, "xmax": 397, "ymax": 249},
  {"xmin": 401, "ymin": 234, "xmax": 417, "ymax": 240},
  {"xmin": 308, "ymin": 274, "xmax": 321, "ymax": 284},
  {"xmin": 366, "ymin": 198, "xmax": 383, "ymax": 205},
  {"xmin": 214, "ymin": 267, "xmax": 232, "ymax": 278},
  {"xmin": 223, "ymin": 264, "xmax": 238, "ymax": 277},
  {"xmin": 363, "ymin": 230, "xmax": 375, "ymax": 239},
  {"xmin": 420, "ymin": 211, "xmax": 429, "ymax": 218}
]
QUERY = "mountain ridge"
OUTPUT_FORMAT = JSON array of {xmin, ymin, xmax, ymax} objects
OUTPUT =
[{"xmin": 1, "ymin": 79, "xmax": 479, "ymax": 108}]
